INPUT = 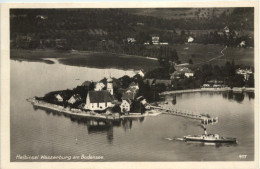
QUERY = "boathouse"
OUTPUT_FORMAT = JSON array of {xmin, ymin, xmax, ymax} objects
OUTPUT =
[{"xmin": 84, "ymin": 91, "xmax": 114, "ymax": 111}]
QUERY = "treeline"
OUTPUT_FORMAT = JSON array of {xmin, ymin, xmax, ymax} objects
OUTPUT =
[{"xmin": 10, "ymin": 8, "xmax": 254, "ymax": 50}]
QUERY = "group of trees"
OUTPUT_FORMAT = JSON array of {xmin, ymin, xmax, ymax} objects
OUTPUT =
[{"xmin": 11, "ymin": 8, "xmax": 254, "ymax": 50}]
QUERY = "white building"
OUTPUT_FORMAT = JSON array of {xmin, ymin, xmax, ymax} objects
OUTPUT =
[
  {"xmin": 127, "ymin": 37, "xmax": 136, "ymax": 44},
  {"xmin": 84, "ymin": 91, "xmax": 114, "ymax": 111},
  {"xmin": 120, "ymin": 99, "xmax": 131, "ymax": 113},
  {"xmin": 236, "ymin": 68, "xmax": 253, "ymax": 80},
  {"xmin": 107, "ymin": 77, "xmax": 113, "ymax": 95},
  {"xmin": 188, "ymin": 36, "xmax": 194, "ymax": 43},
  {"xmin": 152, "ymin": 35, "xmax": 159, "ymax": 44},
  {"xmin": 94, "ymin": 82, "xmax": 105, "ymax": 91},
  {"xmin": 224, "ymin": 26, "xmax": 230, "ymax": 33},
  {"xmin": 137, "ymin": 70, "xmax": 145, "ymax": 78},
  {"xmin": 55, "ymin": 94, "xmax": 64, "ymax": 102},
  {"xmin": 68, "ymin": 94, "xmax": 82, "ymax": 104}
]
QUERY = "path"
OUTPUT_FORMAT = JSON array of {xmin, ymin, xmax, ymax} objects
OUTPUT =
[{"xmin": 195, "ymin": 46, "xmax": 227, "ymax": 65}]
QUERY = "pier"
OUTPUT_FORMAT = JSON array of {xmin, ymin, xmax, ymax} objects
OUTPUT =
[{"xmin": 150, "ymin": 105, "xmax": 218, "ymax": 125}]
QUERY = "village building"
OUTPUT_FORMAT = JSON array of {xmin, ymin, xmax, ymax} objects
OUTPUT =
[
  {"xmin": 236, "ymin": 68, "xmax": 253, "ymax": 80},
  {"xmin": 188, "ymin": 36, "xmax": 194, "ymax": 43},
  {"xmin": 152, "ymin": 35, "xmax": 160, "ymax": 44},
  {"xmin": 127, "ymin": 37, "xmax": 136, "ymax": 44},
  {"xmin": 224, "ymin": 26, "xmax": 230, "ymax": 33},
  {"xmin": 68, "ymin": 94, "xmax": 82, "ymax": 105},
  {"xmin": 84, "ymin": 91, "xmax": 114, "ymax": 111},
  {"xmin": 55, "ymin": 94, "xmax": 64, "ymax": 102},
  {"xmin": 171, "ymin": 67, "xmax": 194, "ymax": 79},
  {"xmin": 137, "ymin": 70, "xmax": 145, "ymax": 78},
  {"xmin": 122, "ymin": 89, "xmax": 137, "ymax": 100},
  {"xmin": 94, "ymin": 82, "xmax": 105, "ymax": 91},
  {"xmin": 120, "ymin": 99, "xmax": 131, "ymax": 113},
  {"xmin": 202, "ymin": 78, "xmax": 226, "ymax": 88}
]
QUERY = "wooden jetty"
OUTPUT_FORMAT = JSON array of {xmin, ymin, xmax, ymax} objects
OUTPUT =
[{"xmin": 150, "ymin": 105, "xmax": 218, "ymax": 125}]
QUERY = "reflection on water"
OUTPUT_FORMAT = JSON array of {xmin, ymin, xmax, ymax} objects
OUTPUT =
[
  {"xmin": 34, "ymin": 105, "xmax": 144, "ymax": 144},
  {"xmin": 221, "ymin": 91, "xmax": 254, "ymax": 103}
]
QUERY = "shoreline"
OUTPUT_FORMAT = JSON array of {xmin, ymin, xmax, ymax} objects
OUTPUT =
[
  {"xmin": 160, "ymin": 87, "xmax": 254, "ymax": 95},
  {"xmin": 27, "ymin": 98, "xmax": 161, "ymax": 120}
]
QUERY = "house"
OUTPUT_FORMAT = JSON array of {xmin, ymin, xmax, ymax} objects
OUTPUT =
[
  {"xmin": 122, "ymin": 89, "xmax": 137, "ymax": 100},
  {"xmin": 239, "ymin": 41, "xmax": 246, "ymax": 47},
  {"xmin": 202, "ymin": 84, "xmax": 211, "ymax": 88},
  {"xmin": 94, "ymin": 82, "xmax": 105, "ymax": 91},
  {"xmin": 236, "ymin": 68, "xmax": 253, "ymax": 80},
  {"xmin": 175, "ymin": 67, "xmax": 194, "ymax": 78},
  {"xmin": 84, "ymin": 91, "xmax": 114, "ymax": 111},
  {"xmin": 68, "ymin": 94, "xmax": 82, "ymax": 104},
  {"xmin": 188, "ymin": 36, "xmax": 194, "ymax": 43},
  {"xmin": 137, "ymin": 70, "xmax": 145, "ymax": 78},
  {"xmin": 120, "ymin": 99, "xmax": 131, "ymax": 113},
  {"xmin": 55, "ymin": 94, "xmax": 64, "ymax": 102},
  {"xmin": 224, "ymin": 26, "xmax": 229, "ymax": 33},
  {"xmin": 152, "ymin": 35, "xmax": 160, "ymax": 44},
  {"xmin": 127, "ymin": 37, "xmax": 136, "ymax": 44}
]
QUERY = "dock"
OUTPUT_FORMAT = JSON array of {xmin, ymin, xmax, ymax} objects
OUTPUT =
[{"xmin": 150, "ymin": 105, "xmax": 218, "ymax": 125}]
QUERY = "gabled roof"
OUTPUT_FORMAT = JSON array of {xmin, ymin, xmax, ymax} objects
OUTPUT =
[
  {"xmin": 122, "ymin": 91, "xmax": 135, "ymax": 100},
  {"xmin": 88, "ymin": 91, "xmax": 113, "ymax": 103},
  {"xmin": 71, "ymin": 94, "xmax": 82, "ymax": 101},
  {"xmin": 175, "ymin": 67, "xmax": 194, "ymax": 74}
]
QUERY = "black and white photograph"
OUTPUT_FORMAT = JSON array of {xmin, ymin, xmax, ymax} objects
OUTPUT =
[{"xmin": 1, "ymin": 1, "xmax": 259, "ymax": 169}]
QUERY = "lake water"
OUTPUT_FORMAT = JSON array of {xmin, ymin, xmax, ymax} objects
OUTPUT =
[{"xmin": 11, "ymin": 60, "xmax": 255, "ymax": 161}]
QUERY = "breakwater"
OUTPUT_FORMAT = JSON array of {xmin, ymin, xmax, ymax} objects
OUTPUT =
[{"xmin": 160, "ymin": 87, "xmax": 254, "ymax": 95}]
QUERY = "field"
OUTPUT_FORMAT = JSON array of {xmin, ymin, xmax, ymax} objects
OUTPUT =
[
  {"xmin": 172, "ymin": 44, "xmax": 254, "ymax": 67},
  {"xmin": 10, "ymin": 44, "xmax": 254, "ymax": 72}
]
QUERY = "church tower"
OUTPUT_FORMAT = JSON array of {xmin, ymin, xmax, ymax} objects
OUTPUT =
[{"xmin": 107, "ymin": 77, "xmax": 113, "ymax": 95}]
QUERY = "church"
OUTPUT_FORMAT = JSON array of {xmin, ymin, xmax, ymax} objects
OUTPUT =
[{"xmin": 84, "ymin": 77, "xmax": 114, "ymax": 111}]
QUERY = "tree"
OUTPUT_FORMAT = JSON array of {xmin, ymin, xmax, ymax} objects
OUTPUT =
[{"xmin": 188, "ymin": 59, "xmax": 193, "ymax": 64}]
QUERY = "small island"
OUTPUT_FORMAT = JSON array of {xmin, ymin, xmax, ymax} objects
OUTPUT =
[{"xmin": 27, "ymin": 70, "xmax": 164, "ymax": 120}]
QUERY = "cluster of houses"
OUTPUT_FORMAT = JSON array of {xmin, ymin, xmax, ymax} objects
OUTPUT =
[
  {"xmin": 54, "ymin": 70, "xmax": 146, "ymax": 114},
  {"xmin": 202, "ymin": 79, "xmax": 227, "ymax": 88},
  {"xmin": 171, "ymin": 66, "xmax": 194, "ymax": 80}
]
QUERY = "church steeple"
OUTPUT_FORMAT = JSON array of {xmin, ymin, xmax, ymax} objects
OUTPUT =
[{"xmin": 107, "ymin": 76, "xmax": 113, "ymax": 95}]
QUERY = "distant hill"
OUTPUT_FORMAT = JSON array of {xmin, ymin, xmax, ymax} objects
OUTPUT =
[{"xmin": 125, "ymin": 8, "xmax": 234, "ymax": 20}]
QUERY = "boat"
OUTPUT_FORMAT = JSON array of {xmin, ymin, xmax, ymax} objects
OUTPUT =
[{"xmin": 183, "ymin": 128, "xmax": 237, "ymax": 143}]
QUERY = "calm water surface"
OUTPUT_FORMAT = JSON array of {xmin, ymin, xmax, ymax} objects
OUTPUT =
[{"xmin": 11, "ymin": 60, "xmax": 254, "ymax": 161}]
